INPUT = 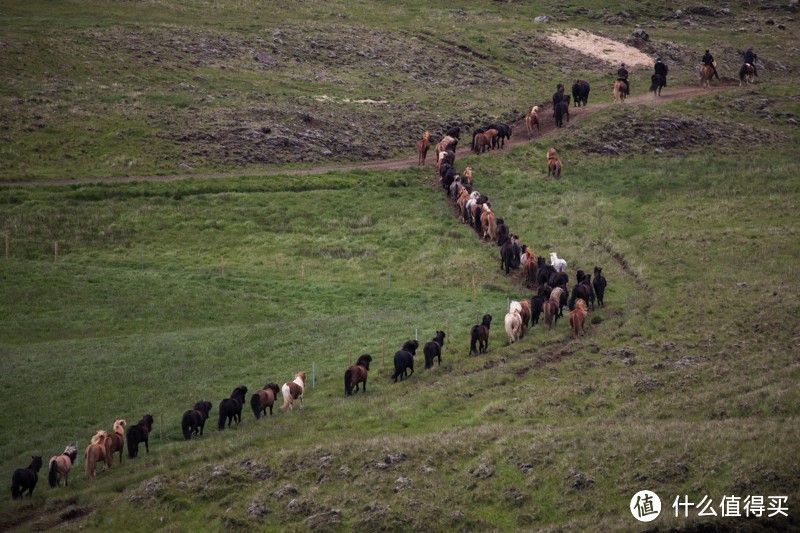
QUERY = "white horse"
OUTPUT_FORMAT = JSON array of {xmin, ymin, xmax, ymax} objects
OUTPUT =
[
  {"xmin": 550, "ymin": 252, "xmax": 567, "ymax": 273},
  {"xmin": 504, "ymin": 310, "xmax": 523, "ymax": 344}
]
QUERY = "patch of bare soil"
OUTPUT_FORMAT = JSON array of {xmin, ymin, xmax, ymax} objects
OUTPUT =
[{"xmin": 547, "ymin": 29, "xmax": 653, "ymax": 67}]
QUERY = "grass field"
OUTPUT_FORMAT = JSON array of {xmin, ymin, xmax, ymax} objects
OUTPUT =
[{"xmin": 1, "ymin": 1, "xmax": 799, "ymax": 531}]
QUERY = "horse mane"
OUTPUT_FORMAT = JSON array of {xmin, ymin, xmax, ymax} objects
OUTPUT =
[
  {"xmin": 113, "ymin": 419, "xmax": 126, "ymax": 436},
  {"xmin": 91, "ymin": 430, "xmax": 108, "ymax": 445}
]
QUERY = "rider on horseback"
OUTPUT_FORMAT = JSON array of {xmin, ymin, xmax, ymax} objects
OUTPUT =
[
  {"xmin": 702, "ymin": 49, "xmax": 720, "ymax": 80},
  {"xmin": 654, "ymin": 55, "xmax": 668, "ymax": 86},
  {"xmin": 616, "ymin": 63, "xmax": 630, "ymax": 95},
  {"xmin": 743, "ymin": 46, "xmax": 758, "ymax": 77}
]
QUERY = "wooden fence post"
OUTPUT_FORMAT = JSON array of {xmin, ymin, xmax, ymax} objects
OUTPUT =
[
  {"xmin": 54, "ymin": 240, "xmax": 59, "ymax": 262},
  {"xmin": 5, "ymin": 234, "xmax": 8, "ymax": 259},
  {"xmin": 221, "ymin": 257, "xmax": 225, "ymax": 277}
]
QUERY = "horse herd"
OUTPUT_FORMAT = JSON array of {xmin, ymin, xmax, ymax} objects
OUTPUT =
[{"xmin": 9, "ymin": 372, "xmax": 307, "ymax": 500}]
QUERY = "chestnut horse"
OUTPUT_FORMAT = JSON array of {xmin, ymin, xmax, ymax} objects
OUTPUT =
[
  {"xmin": 417, "ymin": 131, "xmax": 431, "ymax": 165},
  {"xmin": 613, "ymin": 80, "xmax": 628, "ymax": 103},
  {"xmin": 250, "ymin": 384, "xmax": 280, "ymax": 418},
  {"xmin": 473, "ymin": 133, "xmax": 491, "ymax": 153},
  {"xmin": 281, "ymin": 372, "xmax": 306, "ymax": 411},
  {"xmin": 85, "ymin": 430, "xmax": 109, "ymax": 478},
  {"xmin": 569, "ymin": 299, "xmax": 588, "ymax": 338},
  {"xmin": 48, "ymin": 445, "xmax": 78, "ymax": 488},
  {"xmin": 344, "ymin": 354, "xmax": 372, "ymax": 395},
  {"xmin": 525, "ymin": 106, "xmax": 540, "ymax": 138},
  {"xmin": 105, "ymin": 418, "xmax": 126, "ymax": 466},
  {"xmin": 700, "ymin": 64, "xmax": 714, "ymax": 88}
]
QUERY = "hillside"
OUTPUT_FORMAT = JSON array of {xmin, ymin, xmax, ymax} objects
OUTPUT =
[{"xmin": 1, "ymin": 1, "xmax": 799, "ymax": 532}]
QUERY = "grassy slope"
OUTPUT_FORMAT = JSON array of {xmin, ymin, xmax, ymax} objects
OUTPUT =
[{"xmin": 1, "ymin": 1, "xmax": 799, "ymax": 531}]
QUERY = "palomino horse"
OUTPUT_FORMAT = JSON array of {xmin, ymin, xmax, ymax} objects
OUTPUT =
[
  {"xmin": 105, "ymin": 418, "xmax": 126, "ymax": 466},
  {"xmin": 344, "ymin": 354, "xmax": 372, "ymax": 395},
  {"xmin": 547, "ymin": 148, "xmax": 561, "ymax": 179},
  {"xmin": 700, "ymin": 64, "xmax": 714, "ymax": 88},
  {"xmin": 469, "ymin": 314, "xmax": 493, "ymax": 355},
  {"xmin": 48, "ymin": 445, "xmax": 78, "ymax": 488},
  {"xmin": 739, "ymin": 63, "xmax": 755, "ymax": 86},
  {"xmin": 504, "ymin": 309, "xmax": 523, "ymax": 344},
  {"xmin": 613, "ymin": 80, "xmax": 628, "ymax": 103},
  {"xmin": 417, "ymin": 131, "xmax": 431, "ymax": 165},
  {"xmin": 11, "ymin": 456, "xmax": 43, "ymax": 499},
  {"xmin": 525, "ymin": 106, "xmax": 540, "ymax": 138},
  {"xmin": 85, "ymin": 430, "xmax": 109, "ymax": 478},
  {"xmin": 251, "ymin": 384, "xmax": 280, "ymax": 418},
  {"xmin": 281, "ymin": 372, "xmax": 306, "ymax": 411},
  {"xmin": 569, "ymin": 299, "xmax": 588, "ymax": 338}
]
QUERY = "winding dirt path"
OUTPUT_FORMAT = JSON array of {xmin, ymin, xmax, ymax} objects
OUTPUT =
[{"xmin": 2, "ymin": 84, "xmax": 737, "ymax": 188}]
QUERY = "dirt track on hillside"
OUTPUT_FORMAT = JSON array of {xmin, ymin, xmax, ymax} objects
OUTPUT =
[{"xmin": 3, "ymin": 83, "xmax": 738, "ymax": 187}]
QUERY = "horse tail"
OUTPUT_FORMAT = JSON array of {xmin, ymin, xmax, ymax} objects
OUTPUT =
[
  {"xmin": 217, "ymin": 404, "xmax": 227, "ymax": 430},
  {"xmin": 127, "ymin": 429, "xmax": 138, "ymax": 458},
  {"xmin": 48, "ymin": 459, "xmax": 59, "ymax": 488},
  {"xmin": 280, "ymin": 383, "xmax": 292, "ymax": 411},
  {"xmin": 11, "ymin": 472, "xmax": 21, "ymax": 499},
  {"xmin": 181, "ymin": 412, "xmax": 192, "ymax": 440},
  {"xmin": 344, "ymin": 368, "xmax": 354, "ymax": 396},
  {"xmin": 250, "ymin": 393, "xmax": 262, "ymax": 420},
  {"xmin": 469, "ymin": 328, "xmax": 478, "ymax": 355}
]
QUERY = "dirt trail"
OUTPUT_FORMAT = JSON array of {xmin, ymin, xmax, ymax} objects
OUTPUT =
[{"xmin": 2, "ymin": 84, "xmax": 736, "ymax": 188}]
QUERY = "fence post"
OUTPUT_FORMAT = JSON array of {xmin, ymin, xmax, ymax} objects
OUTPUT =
[
  {"xmin": 4, "ymin": 234, "xmax": 8, "ymax": 259},
  {"xmin": 301, "ymin": 263, "xmax": 305, "ymax": 284},
  {"xmin": 160, "ymin": 413, "xmax": 164, "ymax": 441},
  {"xmin": 312, "ymin": 361, "xmax": 316, "ymax": 389},
  {"xmin": 221, "ymin": 257, "xmax": 225, "ymax": 278},
  {"xmin": 382, "ymin": 338, "xmax": 385, "ymax": 367}
]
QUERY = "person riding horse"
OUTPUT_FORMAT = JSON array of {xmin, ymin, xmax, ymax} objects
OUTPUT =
[
  {"xmin": 743, "ymin": 46, "xmax": 758, "ymax": 77},
  {"xmin": 616, "ymin": 63, "xmax": 630, "ymax": 95},
  {"xmin": 654, "ymin": 55, "xmax": 668, "ymax": 86},
  {"xmin": 702, "ymin": 49, "xmax": 719, "ymax": 80}
]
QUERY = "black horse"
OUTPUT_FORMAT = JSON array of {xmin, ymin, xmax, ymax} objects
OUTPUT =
[
  {"xmin": 218, "ymin": 386, "xmax": 248, "ymax": 430},
  {"xmin": 182, "ymin": 400, "xmax": 213, "ymax": 440},
  {"xmin": 486, "ymin": 123, "xmax": 512, "ymax": 149},
  {"xmin": 536, "ymin": 257, "xmax": 555, "ymax": 287},
  {"xmin": 11, "ymin": 456, "xmax": 43, "ymax": 499},
  {"xmin": 423, "ymin": 331, "xmax": 446, "ymax": 369},
  {"xmin": 500, "ymin": 241, "xmax": 516, "ymax": 274},
  {"xmin": 572, "ymin": 80, "xmax": 590, "ymax": 107},
  {"xmin": 650, "ymin": 73, "xmax": 667, "ymax": 96},
  {"xmin": 469, "ymin": 314, "xmax": 493, "ymax": 355},
  {"xmin": 569, "ymin": 275, "xmax": 595, "ymax": 311},
  {"xmin": 127, "ymin": 414, "xmax": 154, "ymax": 458},
  {"xmin": 554, "ymin": 95, "xmax": 570, "ymax": 128},
  {"xmin": 530, "ymin": 294, "xmax": 546, "ymax": 325},
  {"xmin": 392, "ymin": 350, "xmax": 415, "ymax": 382},
  {"xmin": 445, "ymin": 125, "xmax": 461, "ymax": 139},
  {"xmin": 593, "ymin": 266, "xmax": 607, "ymax": 307}
]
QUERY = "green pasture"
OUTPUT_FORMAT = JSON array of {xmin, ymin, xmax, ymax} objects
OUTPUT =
[{"xmin": 2, "ymin": 0, "xmax": 800, "ymax": 530}]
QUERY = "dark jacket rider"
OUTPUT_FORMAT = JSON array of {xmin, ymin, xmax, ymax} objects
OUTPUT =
[
  {"xmin": 702, "ymin": 49, "xmax": 719, "ymax": 79},
  {"xmin": 743, "ymin": 46, "xmax": 758, "ymax": 76},
  {"xmin": 654, "ymin": 56, "xmax": 668, "ymax": 86},
  {"xmin": 616, "ymin": 63, "xmax": 629, "ymax": 95}
]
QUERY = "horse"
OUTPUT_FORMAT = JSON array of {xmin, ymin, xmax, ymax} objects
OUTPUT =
[
  {"xmin": 105, "ymin": 418, "xmax": 126, "ymax": 466},
  {"xmin": 542, "ymin": 295, "xmax": 560, "ymax": 331},
  {"xmin": 469, "ymin": 314, "xmax": 493, "ymax": 355},
  {"xmin": 613, "ymin": 80, "xmax": 628, "ymax": 103},
  {"xmin": 593, "ymin": 266, "xmax": 607, "ymax": 307},
  {"xmin": 344, "ymin": 354, "xmax": 372, "ymax": 395},
  {"xmin": 525, "ymin": 106, "xmax": 540, "ymax": 138},
  {"xmin": 550, "ymin": 252, "xmax": 567, "ymax": 273},
  {"xmin": 127, "ymin": 414, "xmax": 154, "ymax": 458},
  {"xmin": 463, "ymin": 166, "xmax": 473, "ymax": 186},
  {"xmin": 219, "ymin": 386, "xmax": 248, "ymax": 428},
  {"xmin": 456, "ymin": 186, "xmax": 471, "ymax": 221},
  {"xmin": 547, "ymin": 157, "xmax": 562, "ymax": 179},
  {"xmin": 739, "ymin": 63, "xmax": 755, "ymax": 85},
  {"xmin": 401, "ymin": 339, "xmax": 419, "ymax": 355},
  {"xmin": 250, "ymin": 384, "xmax": 280, "ymax": 417},
  {"xmin": 518, "ymin": 300, "xmax": 532, "ymax": 337},
  {"xmin": 554, "ymin": 95, "xmax": 570, "ymax": 127},
  {"xmin": 488, "ymin": 123, "xmax": 512, "ymax": 149},
  {"xmin": 480, "ymin": 206, "xmax": 496, "ymax": 241},
  {"xmin": 569, "ymin": 299, "xmax": 588, "ymax": 338},
  {"xmin": 504, "ymin": 310, "xmax": 523, "ymax": 344},
  {"xmin": 281, "ymin": 372, "xmax": 306, "ymax": 411},
  {"xmin": 472, "ymin": 133, "xmax": 490, "ymax": 154},
  {"xmin": 500, "ymin": 241, "xmax": 516, "ymax": 274},
  {"xmin": 522, "ymin": 249, "xmax": 538, "ymax": 286},
  {"xmin": 11, "ymin": 456, "xmax": 43, "ymax": 499},
  {"xmin": 650, "ymin": 73, "xmax": 666, "ymax": 96},
  {"xmin": 569, "ymin": 275, "xmax": 595, "ymax": 311},
  {"xmin": 435, "ymin": 136, "xmax": 457, "ymax": 169},
  {"xmin": 85, "ymin": 430, "xmax": 109, "ymax": 478},
  {"xmin": 700, "ymin": 64, "xmax": 714, "ymax": 88},
  {"xmin": 417, "ymin": 131, "xmax": 431, "ymax": 165},
  {"xmin": 48, "ymin": 445, "xmax": 78, "ymax": 488},
  {"xmin": 182, "ymin": 400, "xmax": 213, "ymax": 438},
  {"xmin": 483, "ymin": 128, "xmax": 499, "ymax": 150},
  {"xmin": 530, "ymin": 293, "xmax": 546, "ymax": 326},
  {"xmin": 496, "ymin": 217, "xmax": 509, "ymax": 246},
  {"xmin": 392, "ymin": 350, "xmax": 414, "ymax": 382},
  {"xmin": 572, "ymin": 80, "xmax": 590, "ymax": 107},
  {"xmin": 423, "ymin": 331, "xmax": 445, "ymax": 369}
]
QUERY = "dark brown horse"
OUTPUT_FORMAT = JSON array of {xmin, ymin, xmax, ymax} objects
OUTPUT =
[
  {"xmin": 739, "ymin": 63, "xmax": 755, "ymax": 85},
  {"xmin": 344, "ymin": 354, "xmax": 372, "ymax": 395},
  {"xmin": 250, "ymin": 384, "xmax": 280, "ymax": 418},
  {"xmin": 423, "ymin": 331, "xmax": 445, "ymax": 369},
  {"xmin": 182, "ymin": 400, "xmax": 212, "ymax": 438},
  {"xmin": 417, "ymin": 131, "xmax": 431, "ymax": 165},
  {"xmin": 469, "ymin": 314, "xmax": 493, "ymax": 355},
  {"xmin": 127, "ymin": 414, "xmax": 154, "ymax": 458},
  {"xmin": 105, "ymin": 418, "xmax": 126, "ymax": 466}
]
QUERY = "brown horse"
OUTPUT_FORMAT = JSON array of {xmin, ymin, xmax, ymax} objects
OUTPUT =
[
  {"xmin": 48, "ymin": 445, "xmax": 78, "ymax": 488},
  {"xmin": 569, "ymin": 299, "xmax": 588, "ymax": 338},
  {"xmin": 417, "ymin": 131, "xmax": 431, "ymax": 165},
  {"xmin": 480, "ymin": 206, "xmax": 496, "ymax": 241},
  {"xmin": 473, "ymin": 133, "xmax": 491, "ymax": 153},
  {"xmin": 547, "ymin": 157, "xmax": 562, "ymax": 179},
  {"xmin": 525, "ymin": 106, "xmax": 540, "ymax": 138},
  {"xmin": 518, "ymin": 300, "xmax": 532, "ymax": 337},
  {"xmin": 104, "ymin": 419, "xmax": 126, "ymax": 467},
  {"xmin": 435, "ymin": 135, "xmax": 457, "ymax": 168},
  {"xmin": 281, "ymin": 372, "xmax": 306, "ymax": 411},
  {"xmin": 739, "ymin": 63, "xmax": 755, "ymax": 86},
  {"xmin": 85, "ymin": 430, "xmax": 109, "ymax": 479},
  {"xmin": 251, "ymin": 383, "xmax": 281, "ymax": 418},
  {"xmin": 700, "ymin": 64, "xmax": 714, "ymax": 88},
  {"xmin": 469, "ymin": 314, "xmax": 493, "ymax": 355},
  {"xmin": 523, "ymin": 251, "xmax": 538, "ymax": 286},
  {"xmin": 613, "ymin": 80, "xmax": 628, "ymax": 103},
  {"xmin": 345, "ymin": 354, "xmax": 372, "ymax": 395}
]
